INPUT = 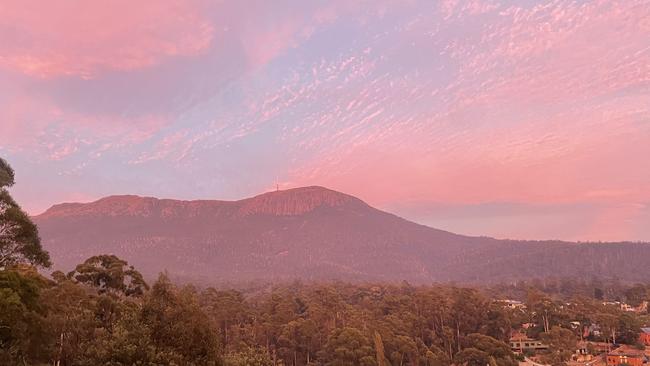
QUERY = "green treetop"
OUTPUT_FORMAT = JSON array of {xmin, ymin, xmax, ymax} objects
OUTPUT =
[{"xmin": 0, "ymin": 157, "xmax": 51, "ymax": 269}]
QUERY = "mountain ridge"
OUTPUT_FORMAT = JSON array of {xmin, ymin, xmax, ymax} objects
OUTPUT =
[
  {"xmin": 38, "ymin": 186, "xmax": 370, "ymax": 219},
  {"xmin": 34, "ymin": 186, "xmax": 650, "ymax": 284}
]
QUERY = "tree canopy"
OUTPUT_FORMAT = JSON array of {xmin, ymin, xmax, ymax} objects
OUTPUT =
[
  {"xmin": 0, "ymin": 157, "xmax": 50, "ymax": 269},
  {"xmin": 0, "ymin": 158, "xmax": 15, "ymax": 188},
  {"xmin": 68, "ymin": 254, "xmax": 148, "ymax": 297}
]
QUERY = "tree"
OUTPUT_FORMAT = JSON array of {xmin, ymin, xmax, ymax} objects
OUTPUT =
[
  {"xmin": 526, "ymin": 289, "xmax": 562, "ymax": 334},
  {"xmin": 389, "ymin": 335, "xmax": 419, "ymax": 366},
  {"xmin": 480, "ymin": 304, "xmax": 512, "ymax": 342},
  {"xmin": 142, "ymin": 273, "xmax": 221, "ymax": 365},
  {"xmin": 462, "ymin": 334, "xmax": 517, "ymax": 366},
  {"xmin": 625, "ymin": 285, "xmax": 647, "ymax": 308},
  {"xmin": 0, "ymin": 267, "xmax": 49, "ymax": 364},
  {"xmin": 616, "ymin": 313, "xmax": 640, "ymax": 345},
  {"xmin": 424, "ymin": 345, "xmax": 450, "ymax": 366},
  {"xmin": 539, "ymin": 326, "xmax": 577, "ymax": 366},
  {"xmin": 73, "ymin": 306, "xmax": 161, "ymax": 366},
  {"xmin": 0, "ymin": 157, "xmax": 51, "ymax": 269},
  {"xmin": 0, "ymin": 158, "xmax": 14, "ymax": 187},
  {"xmin": 453, "ymin": 347, "xmax": 492, "ymax": 366},
  {"xmin": 450, "ymin": 288, "xmax": 489, "ymax": 352},
  {"xmin": 594, "ymin": 313, "xmax": 619, "ymax": 344},
  {"xmin": 594, "ymin": 288, "xmax": 604, "ymax": 300},
  {"xmin": 200, "ymin": 288, "xmax": 250, "ymax": 349},
  {"xmin": 40, "ymin": 276, "xmax": 98, "ymax": 365},
  {"xmin": 319, "ymin": 327, "xmax": 377, "ymax": 366},
  {"xmin": 225, "ymin": 347, "xmax": 274, "ymax": 366},
  {"xmin": 68, "ymin": 254, "xmax": 148, "ymax": 297},
  {"xmin": 374, "ymin": 331, "xmax": 388, "ymax": 366},
  {"xmin": 277, "ymin": 318, "xmax": 319, "ymax": 365}
]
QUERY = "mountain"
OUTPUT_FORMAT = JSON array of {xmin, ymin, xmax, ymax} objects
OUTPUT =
[{"xmin": 33, "ymin": 186, "xmax": 650, "ymax": 284}]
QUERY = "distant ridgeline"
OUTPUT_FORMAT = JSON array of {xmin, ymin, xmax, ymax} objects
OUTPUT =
[{"xmin": 34, "ymin": 186, "xmax": 650, "ymax": 284}]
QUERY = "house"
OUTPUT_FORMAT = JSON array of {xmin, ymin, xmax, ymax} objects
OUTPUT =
[
  {"xmin": 621, "ymin": 303, "xmax": 636, "ymax": 312},
  {"xmin": 573, "ymin": 341, "xmax": 593, "ymax": 362},
  {"xmin": 606, "ymin": 345, "xmax": 647, "ymax": 366},
  {"xmin": 497, "ymin": 299, "xmax": 527, "ymax": 311},
  {"xmin": 586, "ymin": 324, "xmax": 602, "ymax": 338},
  {"xmin": 641, "ymin": 328, "xmax": 650, "ymax": 347},
  {"xmin": 576, "ymin": 341, "xmax": 588, "ymax": 355},
  {"xmin": 589, "ymin": 342, "xmax": 614, "ymax": 354},
  {"xmin": 510, "ymin": 332, "xmax": 549, "ymax": 353}
]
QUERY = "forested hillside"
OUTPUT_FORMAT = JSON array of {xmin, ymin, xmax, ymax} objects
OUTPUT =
[{"xmin": 4, "ymin": 255, "xmax": 650, "ymax": 365}]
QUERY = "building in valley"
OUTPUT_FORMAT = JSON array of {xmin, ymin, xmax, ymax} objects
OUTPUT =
[
  {"xmin": 510, "ymin": 332, "xmax": 549, "ymax": 353},
  {"xmin": 606, "ymin": 345, "xmax": 647, "ymax": 366}
]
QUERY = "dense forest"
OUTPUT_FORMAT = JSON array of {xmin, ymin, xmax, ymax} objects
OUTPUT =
[
  {"xmin": 2, "ymin": 158, "xmax": 650, "ymax": 366},
  {"xmin": 3, "ymin": 257, "xmax": 650, "ymax": 366}
]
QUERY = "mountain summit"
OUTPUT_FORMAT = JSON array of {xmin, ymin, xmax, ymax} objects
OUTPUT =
[
  {"xmin": 34, "ymin": 187, "xmax": 650, "ymax": 284},
  {"xmin": 238, "ymin": 186, "xmax": 366, "ymax": 216},
  {"xmin": 39, "ymin": 186, "xmax": 364, "ymax": 219}
]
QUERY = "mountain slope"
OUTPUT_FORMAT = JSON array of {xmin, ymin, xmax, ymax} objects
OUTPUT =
[{"xmin": 34, "ymin": 186, "xmax": 650, "ymax": 283}]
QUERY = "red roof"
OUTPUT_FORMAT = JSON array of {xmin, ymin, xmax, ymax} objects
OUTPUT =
[{"xmin": 608, "ymin": 345, "xmax": 645, "ymax": 357}]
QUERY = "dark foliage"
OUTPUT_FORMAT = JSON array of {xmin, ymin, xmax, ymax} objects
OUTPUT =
[{"xmin": 0, "ymin": 158, "xmax": 51, "ymax": 269}]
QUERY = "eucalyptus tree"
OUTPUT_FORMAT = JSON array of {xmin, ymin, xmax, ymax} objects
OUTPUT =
[{"xmin": 0, "ymin": 157, "xmax": 51, "ymax": 269}]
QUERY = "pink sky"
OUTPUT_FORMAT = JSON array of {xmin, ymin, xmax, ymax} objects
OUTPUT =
[{"xmin": 1, "ymin": 0, "xmax": 649, "ymax": 241}]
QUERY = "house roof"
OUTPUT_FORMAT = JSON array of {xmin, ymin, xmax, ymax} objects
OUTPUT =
[
  {"xmin": 641, "ymin": 327, "xmax": 650, "ymax": 334},
  {"xmin": 608, "ymin": 345, "xmax": 645, "ymax": 357}
]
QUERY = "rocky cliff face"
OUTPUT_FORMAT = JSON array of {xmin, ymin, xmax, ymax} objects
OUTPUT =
[{"xmin": 237, "ymin": 186, "xmax": 364, "ymax": 217}]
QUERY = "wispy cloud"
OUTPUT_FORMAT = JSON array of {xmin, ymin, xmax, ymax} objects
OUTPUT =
[{"xmin": 1, "ymin": 0, "xmax": 649, "ymax": 241}]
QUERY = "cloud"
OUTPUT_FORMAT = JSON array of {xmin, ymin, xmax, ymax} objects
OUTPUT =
[
  {"xmin": 2, "ymin": 0, "xmax": 650, "ymax": 241},
  {"xmin": 0, "ymin": 89, "xmax": 167, "ymax": 161},
  {"xmin": 442, "ymin": 0, "xmax": 650, "ymax": 110},
  {"xmin": 0, "ymin": 0, "xmax": 351, "ymax": 160},
  {"xmin": 273, "ymin": 0, "xmax": 650, "ymax": 208},
  {"xmin": 0, "ymin": 0, "xmax": 215, "ymax": 78}
]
